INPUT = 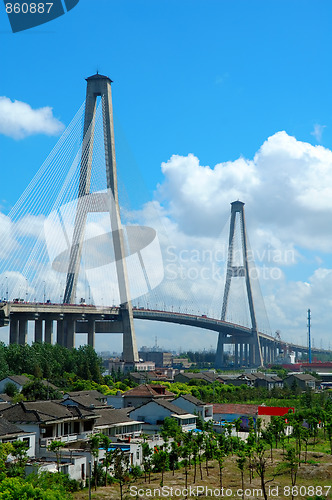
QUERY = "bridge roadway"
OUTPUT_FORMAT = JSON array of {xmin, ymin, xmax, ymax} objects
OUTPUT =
[{"xmin": 0, "ymin": 302, "xmax": 325, "ymax": 367}]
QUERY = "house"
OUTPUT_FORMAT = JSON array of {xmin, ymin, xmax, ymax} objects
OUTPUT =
[
  {"xmin": 62, "ymin": 390, "xmax": 107, "ymax": 409},
  {"xmin": 129, "ymin": 399, "xmax": 197, "ymax": 433},
  {"xmin": 0, "ymin": 401, "xmax": 98, "ymax": 456},
  {"xmin": 172, "ymin": 394, "xmax": 213, "ymax": 421},
  {"xmin": 284, "ymin": 373, "xmax": 317, "ymax": 390},
  {"xmin": 258, "ymin": 405, "xmax": 294, "ymax": 434},
  {"xmin": 251, "ymin": 372, "xmax": 283, "ymax": 390},
  {"xmin": 92, "ymin": 407, "xmax": 142, "ymax": 439},
  {"xmin": 213, "ymin": 403, "xmax": 259, "ymax": 431},
  {"xmin": 108, "ymin": 384, "xmax": 175, "ymax": 409},
  {"xmin": 0, "ymin": 414, "xmax": 36, "ymax": 457},
  {"xmin": 0, "ymin": 375, "xmax": 30, "ymax": 393},
  {"xmin": 174, "ymin": 372, "xmax": 218, "ymax": 384}
]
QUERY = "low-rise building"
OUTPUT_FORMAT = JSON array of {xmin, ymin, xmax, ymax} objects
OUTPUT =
[
  {"xmin": 284, "ymin": 373, "xmax": 317, "ymax": 390},
  {"xmin": 108, "ymin": 384, "xmax": 175, "ymax": 409},
  {"xmin": 129, "ymin": 399, "xmax": 197, "ymax": 433},
  {"xmin": 0, "ymin": 414, "xmax": 36, "ymax": 457},
  {"xmin": 172, "ymin": 394, "xmax": 213, "ymax": 421},
  {"xmin": 0, "ymin": 375, "xmax": 30, "ymax": 393}
]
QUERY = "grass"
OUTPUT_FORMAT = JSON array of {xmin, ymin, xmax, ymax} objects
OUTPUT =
[{"xmin": 73, "ymin": 449, "xmax": 332, "ymax": 500}]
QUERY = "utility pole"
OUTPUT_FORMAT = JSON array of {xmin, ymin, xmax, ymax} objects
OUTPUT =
[{"xmin": 307, "ymin": 309, "xmax": 312, "ymax": 364}]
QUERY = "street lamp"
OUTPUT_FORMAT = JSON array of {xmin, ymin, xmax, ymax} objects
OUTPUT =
[
  {"xmin": 43, "ymin": 281, "xmax": 46, "ymax": 303},
  {"xmin": 5, "ymin": 277, "xmax": 8, "ymax": 302}
]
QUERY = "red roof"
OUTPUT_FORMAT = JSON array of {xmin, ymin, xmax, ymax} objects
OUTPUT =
[
  {"xmin": 124, "ymin": 384, "xmax": 175, "ymax": 398},
  {"xmin": 258, "ymin": 406, "xmax": 294, "ymax": 416}
]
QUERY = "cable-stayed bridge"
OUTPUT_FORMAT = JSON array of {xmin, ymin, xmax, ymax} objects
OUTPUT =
[{"xmin": 0, "ymin": 74, "xmax": 328, "ymax": 368}]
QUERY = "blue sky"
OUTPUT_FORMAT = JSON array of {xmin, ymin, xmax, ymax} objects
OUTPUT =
[{"xmin": 1, "ymin": 1, "xmax": 332, "ymax": 352}]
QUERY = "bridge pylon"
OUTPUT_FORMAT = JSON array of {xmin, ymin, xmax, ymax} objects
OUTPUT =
[
  {"xmin": 215, "ymin": 201, "xmax": 263, "ymax": 369},
  {"xmin": 63, "ymin": 74, "xmax": 138, "ymax": 364}
]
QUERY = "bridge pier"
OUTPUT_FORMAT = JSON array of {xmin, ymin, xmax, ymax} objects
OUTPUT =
[
  {"xmin": 215, "ymin": 332, "xmax": 226, "ymax": 369},
  {"xmin": 45, "ymin": 320, "xmax": 53, "ymax": 344},
  {"xmin": 34, "ymin": 319, "xmax": 43, "ymax": 343},
  {"xmin": 87, "ymin": 318, "xmax": 95, "ymax": 348},
  {"xmin": 18, "ymin": 318, "xmax": 28, "ymax": 345},
  {"xmin": 9, "ymin": 317, "xmax": 19, "ymax": 344},
  {"xmin": 65, "ymin": 317, "xmax": 76, "ymax": 349},
  {"xmin": 57, "ymin": 320, "xmax": 64, "ymax": 346},
  {"xmin": 234, "ymin": 343, "xmax": 239, "ymax": 367},
  {"xmin": 244, "ymin": 343, "xmax": 248, "ymax": 366}
]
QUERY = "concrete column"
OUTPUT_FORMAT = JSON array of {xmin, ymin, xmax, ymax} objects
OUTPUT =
[
  {"xmin": 57, "ymin": 321, "xmax": 64, "ymax": 346},
  {"xmin": 215, "ymin": 332, "xmax": 226, "ymax": 369},
  {"xmin": 34, "ymin": 319, "xmax": 43, "ymax": 343},
  {"xmin": 45, "ymin": 320, "xmax": 53, "ymax": 344},
  {"xmin": 244, "ymin": 344, "xmax": 248, "ymax": 366},
  {"xmin": 18, "ymin": 318, "xmax": 28, "ymax": 345},
  {"xmin": 263, "ymin": 340, "xmax": 267, "ymax": 365},
  {"xmin": 9, "ymin": 318, "xmax": 19, "ymax": 344},
  {"xmin": 234, "ymin": 343, "xmax": 239, "ymax": 367},
  {"xmin": 239, "ymin": 343, "xmax": 243, "ymax": 367},
  {"xmin": 273, "ymin": 344, "xmax": 277, "ymax": 362},
  {"xmin": 66, "ymin": 317, "xmax": 76, "ymax": 349},
  {"xmin": 87, "ymin": 318, "xmax": 95, "ymax": 348},
  {"xmin": 249, "ymin": 343, "xmax": 254, "ymax": 367}
]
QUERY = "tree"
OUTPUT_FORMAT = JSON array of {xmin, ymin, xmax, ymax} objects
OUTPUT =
[
  {"xmin": 152, "ymin": 446, "xmax": 169, "ymax": 485},
  {"xmin": 98, "ymin": 433, "xmax": 112, "ymax": 486},
  {"xmin": 22, "ymin": 380, "xmax": 61, "ymax": 401},
  {"xmin": 141, "ymin": 442, "xmax": 152, "ymax": 482},
  {"xmin": 113, "ymin": 448, "xmax": 129, "ymax": 500},
  {"xmin": 48, "ymin": 440, "xmax": 66, "ymax": 472},
  {"xmin": 282, "ymin": 447, "xmax": 299, "ymax": 500},
  {"xmin": 4, "ymin": 382, "xmax": 18, "ymax": 398},
  {"xmin": 236, "ymin": 451, "xmax": 246, "ymax": 500},
  {"xmin": 252, "ymin": 442, "xmax": 274, "ymax": 500},
  {"xmin": 88, "ymin": 434, "xmax": 101, "ymax": 491}
]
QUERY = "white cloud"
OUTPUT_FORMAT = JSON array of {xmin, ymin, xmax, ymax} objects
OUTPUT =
[
  {"xmin": 311, "ymin": 123, "xmax": 326, "ymax": 143},
  {"xmin": 2, "ymin": 130, "xmax": 332, "ymax": 351},
  {"xmin": 0, "ymin": 97, "xmax": 65, "ymax": 139}
]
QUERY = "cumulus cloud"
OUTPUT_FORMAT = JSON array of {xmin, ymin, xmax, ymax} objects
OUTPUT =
[
  {"xmin": 0, "ymin": 97, "xmax": 65, "ymax": 139},
  {"xmin": 1, "ymin": 130, "xmax": 332, "ymax": 351},
  {"xmin": 148, "ymin": 131, "xmax": 332, "ymax": 348}
]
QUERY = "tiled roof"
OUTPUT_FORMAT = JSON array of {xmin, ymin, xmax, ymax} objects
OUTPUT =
[
  {"xmin": 287, "ymin": 373, "xmax": 317, "ymax": 381},
  {"xmin": 0, "ymin": 393, "xmax": 12, "ymax": 402},
  {"xmin": 6, "ymin": 375, "xmax": 30, "ymax": 386},
  {"xmin": 63, "ymin": 394, "xmax": 106, "ymax": 409},
  {"xmin": 66, "ymin": 390, "xmax": 105, "ymax": 399},
  {"xmin": 94, "ymin": 408, "xmax": 141, "ymax": 426},
  {"xmin": 0, "ymin": 401, "xmax": 96, "ymax": 423},
  {"xmin": 177, "ymin": 372, "xmax": 216, "ymax": 382},
  {"xmin": 0, "ymin": 415, "xmax": 26, "ymax": 437},
  {"xmin": 123, "ymin": 384, "xmax": 174, "ymax": 398},
  {"xmin": 152, "ymin": 399, "xmax": 195, "ymax": 415},
  {"xmin": 173, "ymin": 394, "xmax": 205, "ymax": 406},
  {"xmin": 213, "ymin": 403, "xmax": 259, "ymax": 416}
]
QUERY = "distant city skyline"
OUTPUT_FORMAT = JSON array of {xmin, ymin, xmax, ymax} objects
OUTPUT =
[{"xmin": 1, "ymin": 1, "xmax": 332, "ymax": 351}]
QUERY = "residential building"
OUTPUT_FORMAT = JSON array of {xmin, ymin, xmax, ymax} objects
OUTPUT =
[
  {"xmin": 108, "ymin": 384, "xmax": 175, "ymax": 409},
  {"xmin": 0, "ymin": 414, "xmax": 35, "ymax": 457},
  {"xmin": 129, "ymin": 399, "xmax": 197, "ymax": 433},
  {"xmin": 0, "ymin": 401, "xmax": 97, "ymax": 456},
  {"xmin": 172, "ymin": 394, "xmax": 213, "ymax": 421},
  {"xmin": 0, "ymin": 375, "xmax": 30, "ymax": 393},
  {"xmin": 284, "ymin": 373, "xmax": 317, "ymax": 390}
]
